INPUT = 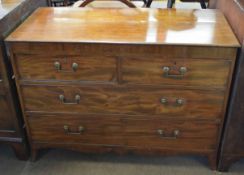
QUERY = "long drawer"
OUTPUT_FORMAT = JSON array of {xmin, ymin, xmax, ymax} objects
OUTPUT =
[
  {"xmin": 122, "ymin": 57, "xmax": 231, "ymax": 88},
  {"xmin": 27, "ymin": 114, "xmax": 218, "ymax": 151},
  {"xmin": 21, "ymin": 85, "xmax": 225, "ymax": 119},
  {"xmin": 14, "ymin": 54, "xmax": 117, "ymax": 82}
]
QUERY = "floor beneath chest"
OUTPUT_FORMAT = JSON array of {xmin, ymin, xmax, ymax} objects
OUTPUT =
[{"xmin": 1, "ymin": 145, "xmax": 244, "ymax": 175}]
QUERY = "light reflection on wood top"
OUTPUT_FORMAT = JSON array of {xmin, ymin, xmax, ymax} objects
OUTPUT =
[{"xmin": 6, "ymin": 7, "xmax": 240, "ymax": 47}]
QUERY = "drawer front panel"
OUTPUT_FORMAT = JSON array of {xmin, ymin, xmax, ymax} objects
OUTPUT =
[
  {"xmin": 122, "ymin": 58, "xmax": 231, "ymax": 88},
  {"xmin": 124, "ymin": 119, "xmax": 218, "ymax": 150},
  {"xmin": 15, "ymin": 54, "xmax": 116, "ymax": 82},
  {"xmin": 28, "ymin": 114, "xmax": 124, "ymax": 145},
  {"xmin": 22, "ymin": 85, "xmax": 224, "ymax": 118},
  {"xmin": 28, "ymin": 114, "xmax": 218, "ymax": 151}
]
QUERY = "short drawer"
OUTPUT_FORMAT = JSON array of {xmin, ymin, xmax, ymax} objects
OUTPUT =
[
  {"xmin": 14, "ymin": 54, "xmax": 116, "ymax": 82},
  {"xmin": 27, "ymin": 113, "xmax": 219, "ymax": 151},
  {"xmin": 22, "ymin": 85, "xmax": 225, "ymax": 119},
  {"xmin": 122, "ymin": 57, "xmax": 231, "ymax": 88}
]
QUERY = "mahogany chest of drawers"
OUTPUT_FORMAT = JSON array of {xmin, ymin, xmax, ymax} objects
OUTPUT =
[
  {"xmin": 0, "ymin": 0, "xmax": 47, "ymax": 159},
  {"xmin": 6, "ymin": 8, "xmax": 239, "ymax": 169}
]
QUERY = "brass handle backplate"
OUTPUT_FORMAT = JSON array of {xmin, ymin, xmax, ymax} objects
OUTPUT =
[
  {"xmin": 162, "ymin": 66, "xmax": 187, "ymax": 79},
  {"xmin": 160, "ymin": 98, "xmax": 185, "ymax": 106},
  {"xmin": 160, "ymin": 98, "xmax": 168, "ymax": 105},
  {"xmin": 72, "ymin": 62, "xmax": 78, "ymax": 71},
  {"xmin": 54, "ymin": 61, "xmax": 61, "ymax": 71},
  {"xmin": 157, "ymin": 129, "xmax": 180, "ymax": 139},
  {"xmin": 175, "ymin": 98, "xmax": 185, "ymax": 106},
  {"xmin": 59, "ymin": 94, "xmax": 80, "ymax": 105},
  {"xmin": 63, "ymin": 125, "xmax": 85, "ymax": 135},
  {"xmin": 54, "ymin": 61, "xmax": 78, "ymax": 72}
]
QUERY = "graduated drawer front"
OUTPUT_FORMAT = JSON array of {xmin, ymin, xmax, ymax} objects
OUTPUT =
[
  {"xmin": 22, "ymin": 85, "xmax": 224, "ymax": 118},
  {"xmin": 122, "ymin": 57, "xmax": 231, "ymax": 88},
  {"xmin": 27, "ymin": 114, "xmax": 124, "ymax": 145},
  {"xmin": 14, "ymin": 54, "xmax": 116, "ymax": 82},
  {"xmin": 27, "ymin": 114, "xmax": 218, "ymax": 151},
  {"xmin": 124, "ymin": 118, "xmax": 218, "ymax": 150}
]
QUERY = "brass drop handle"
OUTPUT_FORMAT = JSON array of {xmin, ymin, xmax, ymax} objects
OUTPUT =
[
  {"xmin": 59, "ymin": 94, "xmax": 80, "ymax": 105},
  {"xmin": 162, "ymin": 66, "xmax": 187, "ymax": 79},
  {"xmin": 157, "ymin": 129, "xmax": 180, "ymax": 139},
  {"xmin": 63, "ymin": 125, "xmax": 85, "ymax": 135},
  {"xmin": 54, "ymin": 61, "xmax": 78, "ymax": 72},
  {"xmin": 160, "ymin": 98, "xmax": 185, "ymax": 106}
]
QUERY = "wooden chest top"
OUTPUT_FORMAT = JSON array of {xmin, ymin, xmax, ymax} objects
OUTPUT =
[{"xmin": 6, "ymin": 7, "xmax": 240, "ymax": 47}]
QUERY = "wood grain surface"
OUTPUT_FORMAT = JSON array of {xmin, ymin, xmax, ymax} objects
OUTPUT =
[
  {"xmin": 27, "ymin": 114, "xmax": 219, "ymax": 151},
  {"xmin": 21, "ymin": 84, "xmax": 225, "ymax": 119},
  {"xmin": 122, "ymin": 57, "xmax": 231, "ymax": 88},
  {"xmin": 6, "ymin": 8, "xmax": 240, "ymax": 47},
  {"xmin": 15, "ymin": 54, "xmax": 117, "ymax": 82},
  {"xmin": 10, "ymin": 43, "xmax": 238, "ymax": 60}
]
